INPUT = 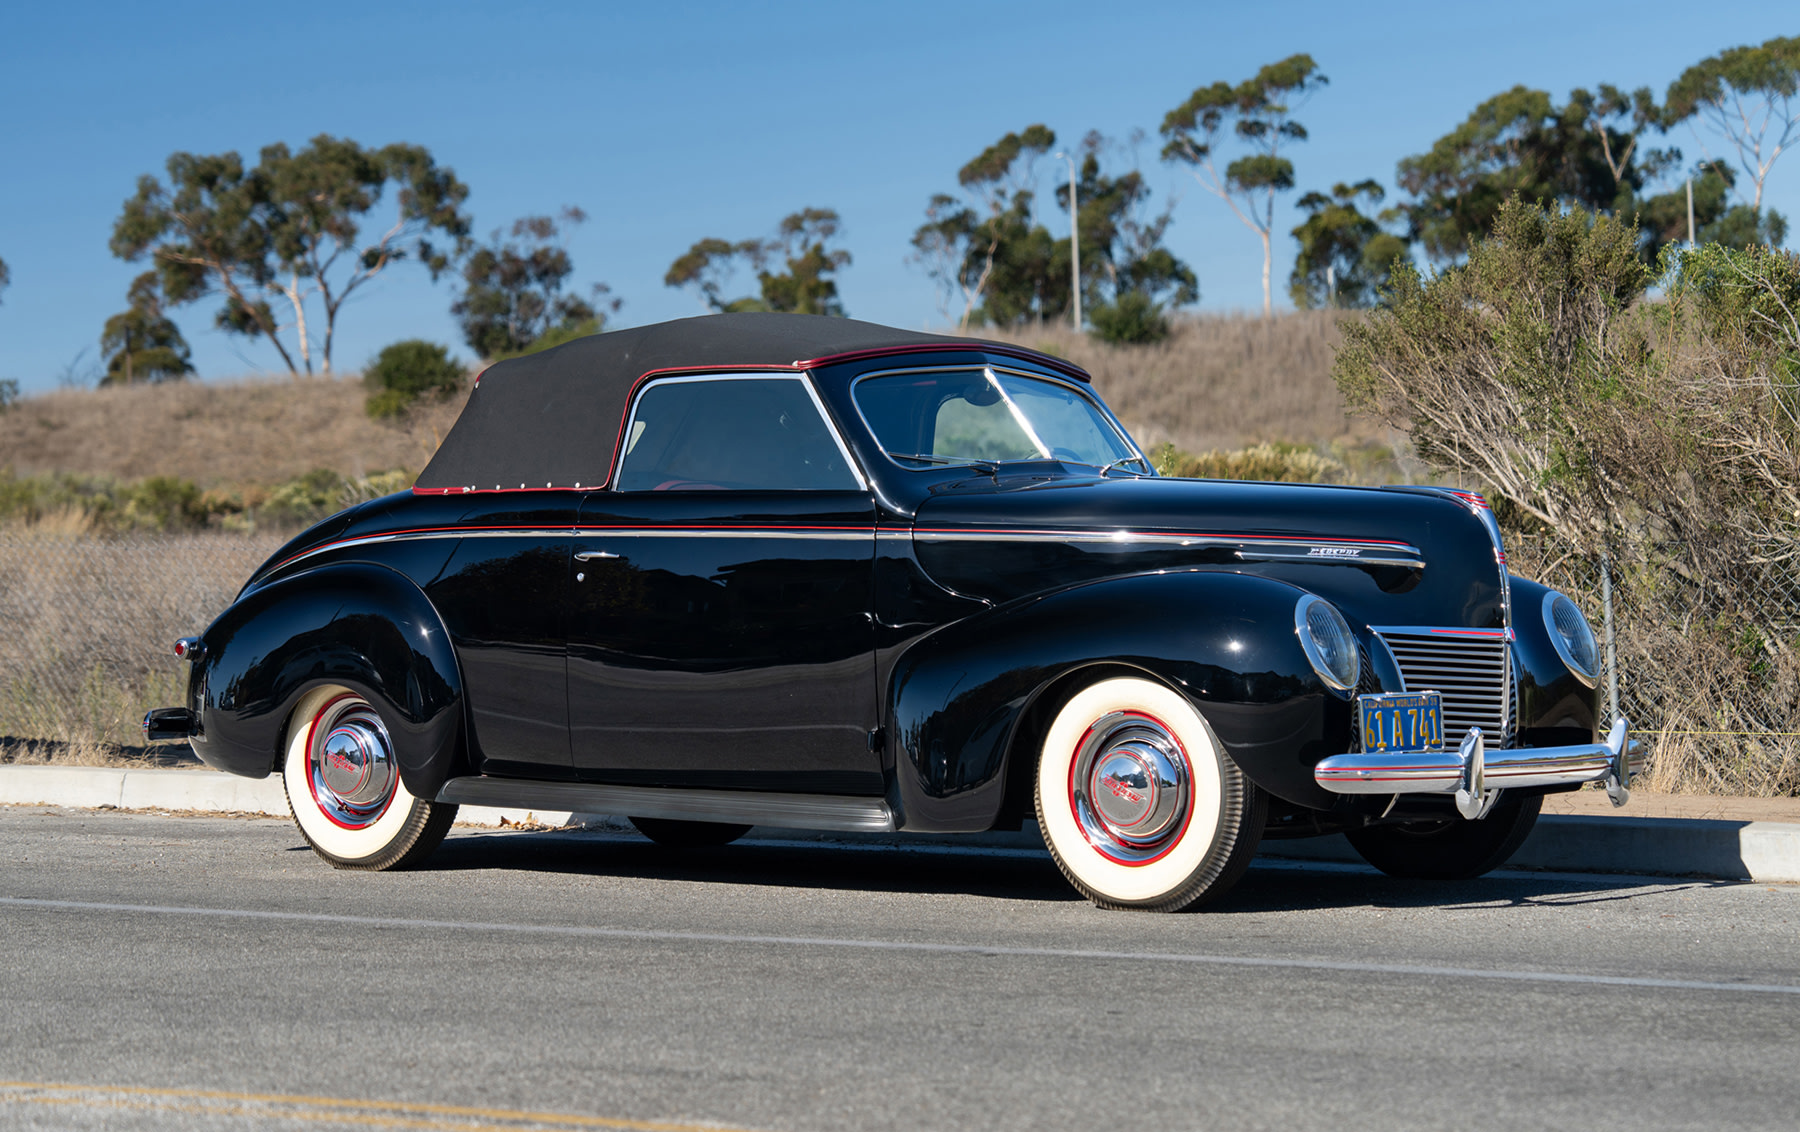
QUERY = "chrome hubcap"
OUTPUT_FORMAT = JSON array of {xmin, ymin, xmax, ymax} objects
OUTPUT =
[
  {"xmin": 1070, "ymin": 711, "xmax": 1192, "ymax": 863},
  {"xmin": 307, "ymin": 699, "xmax": 397, "ymax": 829}
]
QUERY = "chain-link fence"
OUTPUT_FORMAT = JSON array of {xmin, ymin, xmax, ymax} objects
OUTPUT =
[
  {"xmin": 0, "ymin": 531, "xmax": 285, "ymax": 760},
  {"xmin": 1510, "ymin": 537, "xmax": 1800, "ymax": 796},
  {"xmin": 3, "ymin": 529, "xmax": 1797, "ymax": 793}
]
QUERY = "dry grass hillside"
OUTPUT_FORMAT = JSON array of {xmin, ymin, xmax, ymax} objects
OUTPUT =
[
  {"xmin": 997, "ymin": 311, "xmax": 1375, "ymax": 454},
  {"xmin": 0, "ymin": 312, "xmax": 1373, "ymax": 487},
  {"xmin": 0, "ymin": 374, "xmax": 462, "ymax": 486}
]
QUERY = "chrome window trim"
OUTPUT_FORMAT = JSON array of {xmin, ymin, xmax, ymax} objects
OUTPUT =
[
  {"xmin": 847, "ymin": 363, "xmax": 1149, "ymax": 476},
  {"xmin": 613, "ymin": 372, "xmax": 868, "ymax": 493}
]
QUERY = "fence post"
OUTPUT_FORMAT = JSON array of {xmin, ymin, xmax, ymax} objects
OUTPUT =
[{"xmin": 1600, "ymin": 546, "xmax": 1619, "ymax": 725}]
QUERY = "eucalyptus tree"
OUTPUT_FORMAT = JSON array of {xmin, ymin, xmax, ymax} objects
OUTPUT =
[
  {"xmin": 454, "ymin": 207, "xmax": 619, "ymax": 359},
  {"xmin": 1161, "ymin": 54, "xmax": 1327, "ymax": 316},
  {"xmin": 100, "ymin": 272, "xmax": 193, "ymax": 384},
  {"xmin": 909, "ymin": 125, "xmax": 1057, "ymax": 328},
  {"xmin": 111, "ymin": 136, "xmax": 471, "ymax": 375},
  {"xmin": 1668, "ymin": 36, "xmax": 1800, "ymax": 213},
  {"xmin": 666, "ymin": 208, "xmax": 851, "ymax": 316},
  {"xmin": 1288, "ymin": 181, "xmax": 1409, "ymax": 309},
  {"xmin": 1397, "ymin": 84, "xmax": 1709, "ymax": 263},
  {"xmin": 1063, "ymin": 139, "xmax": 1198, "ymax": 343}
]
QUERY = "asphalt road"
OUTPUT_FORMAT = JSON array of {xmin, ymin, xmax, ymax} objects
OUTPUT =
[{"xmin": 2, "ymin": 808, "xmax": 1797, "ymax": 1132}]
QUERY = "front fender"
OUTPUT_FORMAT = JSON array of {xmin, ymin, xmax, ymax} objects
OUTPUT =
[
  {"xmin": 188, "ymin": 562, "xmax": 465, "ymax": 799},
  {"xmin": 1508, "ymin": 575, "xmax": 1602, "ymax": 747},
  {"xmin": 885, "ymin": 569, "xmax": 1347, "ymax": 831}
]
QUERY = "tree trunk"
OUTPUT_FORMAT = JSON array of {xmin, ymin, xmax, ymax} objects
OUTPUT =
[{"xmin": 1260, "ymin": 228, "xmax": 1272, "ymax": 318}]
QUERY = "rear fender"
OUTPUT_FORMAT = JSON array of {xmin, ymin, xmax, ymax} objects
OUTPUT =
[
  {"xmin": 188, "ymin": 562, "xmax": 465, "ymax": 799},
  {"xmin": 885, "ymin": 569, "xmax": 1347, "ymax": 831}
]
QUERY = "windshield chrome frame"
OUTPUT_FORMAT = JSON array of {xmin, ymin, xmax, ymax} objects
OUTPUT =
[{"xmin": 848, "ymin": 363, "xmax": 1150, "ymax": 476}]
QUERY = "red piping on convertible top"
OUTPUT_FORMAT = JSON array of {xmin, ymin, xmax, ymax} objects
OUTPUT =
[{"xmin": 796, "ymin": 342, "xmax": 1091, "ymax": 383}]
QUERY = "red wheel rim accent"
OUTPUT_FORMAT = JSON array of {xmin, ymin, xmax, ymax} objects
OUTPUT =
[{"xmin": 1066, "ymin": 709, "xmax": 1197, "ymax": 867}]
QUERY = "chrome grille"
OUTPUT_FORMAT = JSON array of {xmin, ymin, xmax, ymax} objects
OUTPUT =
[{"xmin": 1377, "ymin": 630, "xmax": 1510, "ymax": 748}]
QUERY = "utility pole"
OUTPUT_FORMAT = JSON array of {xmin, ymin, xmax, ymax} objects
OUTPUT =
[
  {"xmin": 1687, "ymin": 177, "xmax": 1695, "ymax": 246},
  {"xmin": 1055, "ymin": 151, "xmax": 1080, "ymax": 330}
]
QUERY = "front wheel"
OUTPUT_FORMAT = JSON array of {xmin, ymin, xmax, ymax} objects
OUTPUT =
[
  {"xmin": 1035, "ymin": 677, "xmax": 1265, "ymax": 911},
  {"xmin": 282, "ymin": 686, "xmax": 457, "ymax": 871},
  {"xmin": 1344, "ymin": 792, "xmax": 1542, "ymax": 879}
]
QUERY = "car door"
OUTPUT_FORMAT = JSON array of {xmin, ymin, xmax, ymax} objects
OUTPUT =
[{"xmin": 566, "ymin": 373, "xmax": 882, "ymax": 795}]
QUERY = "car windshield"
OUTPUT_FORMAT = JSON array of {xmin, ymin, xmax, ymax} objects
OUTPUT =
[{"xmin": 854, "ymin": 368, "xmax": 1140, "ymax": 470}]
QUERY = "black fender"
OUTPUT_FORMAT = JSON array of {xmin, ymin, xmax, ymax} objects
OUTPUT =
[
  {"xmin": 884, "ymin": 569, "xmax": 1350, "ymax": 832},
  {"xmin": 1507, "ymin": 575, "xmax": 1601, "ymax": 748},
  {"xmin": 187, "ymin": 562, "xmax": 465, "ymax": 800}
]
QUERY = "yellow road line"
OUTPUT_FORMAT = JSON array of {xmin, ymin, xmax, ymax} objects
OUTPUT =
[{"xmin": 0, "ymin": 1082, "xmax": 758, "ymax": 1132}]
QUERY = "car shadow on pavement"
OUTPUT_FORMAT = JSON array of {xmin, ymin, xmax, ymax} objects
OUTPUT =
[
  {"xmin": 420, "ymin": 827, "xmax": 1730, "ymax": 911},
  {"xmin": 425, "ymin": 829, "xmax": 1084, "ymax": 902},
  {"xmin": 1215, "ymin": 860, "xmax": 1731, "ymax": 914}
]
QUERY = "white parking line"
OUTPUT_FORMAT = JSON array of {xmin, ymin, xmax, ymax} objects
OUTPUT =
[{"xmin": 4, "ymin": 894, "xmax": 1795, "ymax": 997}]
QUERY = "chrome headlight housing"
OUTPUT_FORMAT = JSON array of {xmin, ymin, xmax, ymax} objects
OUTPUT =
[
  {"xmin": 1542, "ymin": 590, "xmax": 1600, "ymax": 688},
  {"xmin": 1295, "ymin": 594, "xmax": 1360, "ymax": 695}
]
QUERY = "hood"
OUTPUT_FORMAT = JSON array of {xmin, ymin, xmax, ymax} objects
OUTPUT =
[{"xmin": 909, "ymin": 473, "xmax": 1505, "ymax": 632}]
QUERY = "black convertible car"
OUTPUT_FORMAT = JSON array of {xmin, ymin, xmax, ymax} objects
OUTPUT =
[{"xmin": 147, "ymin": 313, "xmax": 1634, "ymax": 910}]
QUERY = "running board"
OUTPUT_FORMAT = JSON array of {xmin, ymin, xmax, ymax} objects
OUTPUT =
[{"xmin": 435, "ymin": 777, "xmax": 896, "ymax": 833}]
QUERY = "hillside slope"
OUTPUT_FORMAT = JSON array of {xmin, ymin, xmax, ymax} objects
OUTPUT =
[
  {"xmin": 0, "ymin": 312, "xmax": 1369, "ymax": 485},
  {"xmin": 0, "ymin": 375, "xmax": 462, "ymax": 485}
]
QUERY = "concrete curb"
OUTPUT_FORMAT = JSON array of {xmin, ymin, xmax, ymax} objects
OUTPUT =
[
  {"xmin": 0, "ymin": 766, "xmax": 611, "ymax": 832},
  {"xmin": 3, "ymin": 765, "xmax": 1796, "ymax": 883}
]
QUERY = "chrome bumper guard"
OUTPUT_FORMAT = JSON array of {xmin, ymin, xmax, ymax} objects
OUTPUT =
[{"xmin": 1313, "ymin": 719, "xmax": 1640, "ymax": 819}]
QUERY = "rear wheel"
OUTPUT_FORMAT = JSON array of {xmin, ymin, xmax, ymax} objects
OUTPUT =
[
  {"xmin": 1345, "ymin": 792, "xmax": 1542, "ymax": 879},
  {"xmin": 628, "ymin": 817, "xmax": 752, "ymax": 848},
  {"xmin": 281, "ymin": 686, "xmax": 457, "ymax": 871},
  {"xmin": 1035, "ymin": 676, "xmax": 1265, "ymax": 911}
]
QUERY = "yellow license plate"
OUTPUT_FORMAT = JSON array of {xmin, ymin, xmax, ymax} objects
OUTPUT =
[{"xmin": 1358, "ymin": 692, "xmax": 1444, "ymax": 753}]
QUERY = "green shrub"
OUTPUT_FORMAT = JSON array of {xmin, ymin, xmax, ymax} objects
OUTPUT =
[
  {"xmin": 364, "ymin": 340, "xmax": 465, "ymax": 420},
  {"xmin": 1153, "ymin": 441, "xmax": 1345, "ymax": 483},
  {"xmin": 508, "ymin": 318, "xmax": 603, "ymax": 359},
  {"xmin": 1088, "ymin": 292, "xmax": 1170, "ymax": 345}
]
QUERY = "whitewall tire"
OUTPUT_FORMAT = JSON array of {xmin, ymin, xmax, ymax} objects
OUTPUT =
[
  {"xmin": 1035, "ymin": 676, "xmax": 1264, "ymax": 911},
  {"xmin": 281, "ymin": 685, "xmax": 457, "ymax": 870}
]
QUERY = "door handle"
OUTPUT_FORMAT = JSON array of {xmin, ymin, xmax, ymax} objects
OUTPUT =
[{"xmin": 575, "ymin": 550, "xmax": 620, "ymax": 561}]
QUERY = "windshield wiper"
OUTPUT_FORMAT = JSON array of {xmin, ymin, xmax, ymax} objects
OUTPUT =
[
  {"xmin": 1100, "ymin": 455, "xmax": 1152, "ymax": 477},
  {"xmin": 886, "ymin": 451, "xmax": 999, "ymax": 475}
]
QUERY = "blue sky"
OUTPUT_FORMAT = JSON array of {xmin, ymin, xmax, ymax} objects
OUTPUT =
[{"xmin": 0, "ymin": 1, "xmax": 1794, "ymax": 392}]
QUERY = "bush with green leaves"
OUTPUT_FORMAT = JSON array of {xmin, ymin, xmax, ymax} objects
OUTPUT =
[
  {"xmin": 0, "ymin": 468, "xmax": 414, "ymax": 532},
  {"xmin": 1334, "ymin": 196, "xmax": 1800, "ymax": 793},
  {"xmin": 1152, "ymin": 440, "xmax": 1344, "ymax": 482},
  {"xmin": 364, "ymin": 340, "xmax": 465, "ymax": 419},
  {"xmin": 1088, "ymin": 292, "xmax": 1171, "ymax": 345}
]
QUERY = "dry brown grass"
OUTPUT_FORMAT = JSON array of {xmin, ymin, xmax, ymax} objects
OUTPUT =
[
  {"xmin": 0, "ymin": 529, "xmax": 285, "ymax": 759},
  {"xmin": 0, "ymin": 374, "xmax": 463, "ymax": 487},
  {"xmin": 992, "ymin": 311, "xmax": 1383, "ymax": 454},
  {"xmin": 2, "ymin": 314, "xmax": 1376, "ymax": 488}
]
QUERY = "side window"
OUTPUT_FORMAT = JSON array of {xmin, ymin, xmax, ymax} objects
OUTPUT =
[{"xmin": 615, "ymin": 377, "xmax": 861, "ymax": 492}]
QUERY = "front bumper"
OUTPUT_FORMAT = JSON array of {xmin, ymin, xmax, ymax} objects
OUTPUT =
[{"xmin": 1313, "ymin": 719, "xmax": 1640, "ymax": 818}]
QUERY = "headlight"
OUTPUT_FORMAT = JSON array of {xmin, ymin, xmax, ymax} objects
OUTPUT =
[
  {"xmin": 1542, "ymin": 590, "xmax": 1600, "ymax": 687},
  {"xmin": 1295, "ymin": 595, "xmax": 1360, "ymax": 695}
]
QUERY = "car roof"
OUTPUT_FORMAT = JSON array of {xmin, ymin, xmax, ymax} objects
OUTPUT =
[{"xmin": 415, "ymin": 312, "xmax": 1085, "ymax": 494}]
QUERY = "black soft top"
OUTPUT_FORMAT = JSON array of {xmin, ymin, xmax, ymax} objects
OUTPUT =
[{"xmin": 414, "ymin": 312, "xmax": 1085, "ymax": 493}]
